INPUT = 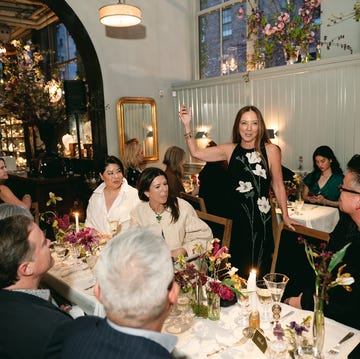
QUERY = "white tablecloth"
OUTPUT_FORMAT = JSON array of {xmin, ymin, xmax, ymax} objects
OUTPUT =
[
  {"xmin": 44, "ymin": 255, "xmax": 105, "ymax": 317},
  {"xmin": 277, "ymin": 203, "xmax": 340, "ymax": 233},
  {"xmin": 172, "ymin": 303, "xmax": 360, "ymax": 359}
]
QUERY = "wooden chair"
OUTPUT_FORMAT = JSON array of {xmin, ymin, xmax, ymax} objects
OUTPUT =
[
  {"xmin": 180, "ymin": 192, "xmax": 207, "ymax": 213},
  {"xmin": 196, "ymin": 210, "xmax": 232, "ymax": 248},
  {"xmin": 270, "ymin": 192, "xmax": 330, "ymax": 272},
  {"xmin": 30, "ymin": 201, "xmax": 40, "ymax": 225},
  {"xmin": 271, "ymin": 223, "xmax": 330, "ymax": 273}
]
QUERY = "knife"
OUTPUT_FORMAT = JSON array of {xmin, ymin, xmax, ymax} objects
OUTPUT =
[{"xmin": 270, "ymin": 310, "xmax": 295, "ymax": 324}]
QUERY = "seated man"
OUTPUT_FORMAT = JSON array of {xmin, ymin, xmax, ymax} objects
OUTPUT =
[
  {"xmin": 59, "ymin": 227, "xmax": 179, "ymax": 359},
  {"xmin": 0, "ymin": 210, "xmax": 73, "ymax": 359},
  {"xmin": 285, "ymin": 154, "xmax": 360, "ymax": 330}
]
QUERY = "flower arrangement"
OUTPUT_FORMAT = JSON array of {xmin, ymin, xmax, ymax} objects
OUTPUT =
[
  {"xmin": 284, "ymin": 173, "xmax": 302, "ymax": 200},
  {"xmin": 174, "ymin": 239, "xmax": 245, "ymax": 317},
  {"xmin": 240, "ymin": 0, "xmax": 321, "ymax": 66},
  {"xmin": 0, "ymin": 39, "xmax": 65, "ymax": 125},
  {"xmin": 301, "ymin": 238, "xmax": 354, "ymax": 306}
]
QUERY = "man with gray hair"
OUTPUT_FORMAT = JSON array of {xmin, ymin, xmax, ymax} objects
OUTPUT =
[{"xmin": 60, "ymin": 227, "xmax": 179, "ymax": 358}]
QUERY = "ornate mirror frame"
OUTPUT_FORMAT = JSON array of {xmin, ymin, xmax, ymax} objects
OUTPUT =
[{"xmin": 117, "ymin": 97, "xmax": 159, "ymax": 162}]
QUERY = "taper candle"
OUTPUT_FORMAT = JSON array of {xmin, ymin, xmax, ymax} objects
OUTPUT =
[{"xmin": 74, "ymin": 212, "xmax": 80, "ymax": 233}]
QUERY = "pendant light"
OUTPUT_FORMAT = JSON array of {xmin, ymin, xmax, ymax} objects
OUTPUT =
[{"xmin": 99, "ymin": 0, "xmax": 142, "ymax": 27}]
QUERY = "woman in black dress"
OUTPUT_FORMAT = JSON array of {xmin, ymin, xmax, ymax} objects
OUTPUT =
[{"xmin": 179, "ymin": 105, "xmax": 298, "ymax": 277}]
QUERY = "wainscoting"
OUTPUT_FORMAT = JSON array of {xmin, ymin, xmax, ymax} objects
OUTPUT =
[{"xmin": 171, "ymin": 54, "xmax": 360, "ymax": 171}]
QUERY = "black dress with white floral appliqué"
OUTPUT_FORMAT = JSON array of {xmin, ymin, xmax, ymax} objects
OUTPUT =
[{"xmin": 227, "ymin": 144, "xmax": 273, "ymax": 278}]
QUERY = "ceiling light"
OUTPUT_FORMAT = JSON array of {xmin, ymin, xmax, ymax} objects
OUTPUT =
[{"xmin": 99, "ymin": 1, "xmax": 142, "ymax": 27}]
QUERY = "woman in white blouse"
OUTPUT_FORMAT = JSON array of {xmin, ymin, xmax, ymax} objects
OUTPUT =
[
  {"xmin": 131, "ymin": 167, "xmax": 212, "ymax": 258},
  {"xmin": 85, "ymin": 156, "xmax": 140, "ymax": 235}
]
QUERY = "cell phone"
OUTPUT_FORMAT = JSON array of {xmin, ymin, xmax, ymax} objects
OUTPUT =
[{"xmin": 308, "ymin": 192, "xmax": 315, "ymax": 197}]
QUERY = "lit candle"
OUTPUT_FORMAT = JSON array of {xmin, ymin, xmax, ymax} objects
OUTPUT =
[
  {"xmin": 74, "ymin": 212, "xmax": 80, "ymax": 233},
  {"xmin": 247, "ymin": 269, "xmax": 257, "ymax": 310}
]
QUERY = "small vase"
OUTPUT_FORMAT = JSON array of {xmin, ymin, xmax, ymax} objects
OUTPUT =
[
  {"xmin": 207, "ymin": 291, "xmax": 220, "ymax": 320},
  {"xmin": 283, "ymin": 44, "xmax": 300, "ymax": 65},
  {"xmin": 190, "ymin": 282, "xmax": 208, "ymax": 318},
  {"xmin": 312, "ymin": 295, "xmax": 325, "ymax": 357}
]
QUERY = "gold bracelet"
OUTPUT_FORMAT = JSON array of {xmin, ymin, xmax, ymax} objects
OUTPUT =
[{"xmin": 184, "ymin": 131, "xmax": 193, "ymax": 139}]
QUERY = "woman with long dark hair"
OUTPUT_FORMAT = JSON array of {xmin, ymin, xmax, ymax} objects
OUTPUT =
[
  {"xmin": 303, "ymin": 145, "xmax": 344, "ymax": 207},
  {"xmin": 179, "ymin": 104, "xmax": 298, "ymax": 277},
  {"xmin": 131, "ymin": 167, "xmax": 212, "ymax": 259}
]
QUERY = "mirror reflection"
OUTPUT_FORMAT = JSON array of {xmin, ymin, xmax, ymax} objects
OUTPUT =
[{"xmin": 117, "ymin": 97, "xmax": 158, "ymax": 162}]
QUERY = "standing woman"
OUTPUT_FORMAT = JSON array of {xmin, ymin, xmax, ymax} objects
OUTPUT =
[
  {"xmin": 85, "ymin": 156, "xmax": 140, "ymax": 235},
  {"xmin": 302, "ymin": 145, "xmax": 343, "ymax": 207},
  {"xmin": 163, "ymin": 146, "xmax": 186, "ymax": 197},
  {"xmin": 179, "ymin": 105, "xmax": 297, "ymax": 277},
  {"xmin": 123, "ymin": 138, "xmax": 144, "ymax": 188},
  {"xmin": 0, "ymin": 158, "xmax": 31, "ymax": 209}
]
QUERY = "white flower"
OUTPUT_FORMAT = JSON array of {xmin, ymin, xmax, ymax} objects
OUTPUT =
[
  {"xmin": 257, "ymin": 197, "xmax": 271, "ymax": 213},
  {"xmin": 335, "ymin": 276, "xmax": 355, "ymax": 286},
  {"xmin": 246, "ymin": 151, "xmax": 262, "ymax": 164},
  {"xmin": 236, "ymin": 181, "xmax": 253, "ymax": 193},
  {"xmin": 227, "ymin": 267, "xmax": 239, "ymax": 276},
  {"xmin": 252, "ymin": 164, "xmax": 267, "ymax": 179}
]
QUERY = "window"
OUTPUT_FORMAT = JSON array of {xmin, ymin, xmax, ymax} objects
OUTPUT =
[
  {"xmin": 56, "ymin": 24, "xmax": 78, "ymax": 80},
  {"xmin": 198, "ymin": 0, "xmax": 321, "ymax": 79}
]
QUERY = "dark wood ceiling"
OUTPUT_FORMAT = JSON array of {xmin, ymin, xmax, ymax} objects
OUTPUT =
[{"xmin": 0, "ymin": 0, "xmax": 58, "ymax": 41}]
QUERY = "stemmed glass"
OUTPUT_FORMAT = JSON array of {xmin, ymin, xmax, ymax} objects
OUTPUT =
[
  {"xmin": 294, "ymin": 199, "xmax": 304, "ymax": 215},
  {"xmin": 256, "ymin": 279, "xmax": 272, "ymax": 324},
  {"xmin": 263, "ymin": 273, "xmax": 289, "ymax": 321},
  {"xmin": 235, "ymin": 283, "xmax": 250, "ymax": 326}
]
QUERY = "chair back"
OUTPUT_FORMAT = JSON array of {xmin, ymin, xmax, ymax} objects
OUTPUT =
[
  {"xmin": 180, "ymin": 192, "xmax": 207, "ymax": 213},
  {"xmin": 195, "ymin": 210, "xmax": 232, "ymax": 248}
]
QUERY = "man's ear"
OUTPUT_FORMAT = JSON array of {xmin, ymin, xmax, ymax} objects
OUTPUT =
[
  {"xmin": 18, "ymin": 261, "xmax": 33, "ymax": 277},
  {"xmin": 94, "ymin": 282, "xmax": 102, "ymax": 303},
  {"xmin": 168, "ymin": 281, "xmax": 179, "ymax": 306}
]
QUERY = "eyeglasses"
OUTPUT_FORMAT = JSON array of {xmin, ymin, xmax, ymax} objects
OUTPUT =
[{"xmin": 338, "ymin": 184, "xmax": 360, "ymax": 195}]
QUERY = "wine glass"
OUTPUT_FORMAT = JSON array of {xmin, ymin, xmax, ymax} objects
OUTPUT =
[
  {"xmin": 235, "ymin": 287, "xmax": 250, "ymax": 326},
  {"xmin": 263, "ymin": 273, "xmax": 289, "ymax": 321},
  {"xmin": 256, "ymin": 279, "xmax": 272, "ymax": 323},
  {"xmin": 294, "ymin": 199, "xmax": 304, "ymax": 215}
]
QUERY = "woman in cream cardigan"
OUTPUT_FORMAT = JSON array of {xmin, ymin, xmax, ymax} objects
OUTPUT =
[{"xmin": 131, "ymin": 167, "xmax": 212, "ymax": 259}]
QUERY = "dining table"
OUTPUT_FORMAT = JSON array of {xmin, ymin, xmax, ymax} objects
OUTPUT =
[
  {"xmin": 276, "ymin": 202, "xmax": 340, "ymax": 233},
  {"xmin": 44, "ymin": 253, "xmax": 359, "ymax": 359},
  {"xmin": 169, "ymin": 302, "xmax": 360, "ymax": 359}
]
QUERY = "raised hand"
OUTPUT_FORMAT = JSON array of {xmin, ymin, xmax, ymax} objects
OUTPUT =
[{"xmin": 178, "ymin": 104, "xmax": 192, "ymax": 129}]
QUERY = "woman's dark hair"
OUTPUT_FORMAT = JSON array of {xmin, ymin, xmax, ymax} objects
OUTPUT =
[
  {"xmin": 162, "ymin": 146, "xmax": 185, "ymax": 178},
  {"xmin": 232, "ymin": 105, "xmax": 271, "ymax": 172},
  {"xmin": 97, "ymin": 155, "xmax": 124, "ymax": 175},
  {"xmin": 311, "ymin": 145, "xmax": 343, "ymax": 174},
  {"xmin": 137, "ymin": 167, "xmax": 180, "ymax": 222}
]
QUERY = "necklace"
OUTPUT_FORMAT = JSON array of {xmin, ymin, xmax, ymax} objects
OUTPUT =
[{"xmin": 149, "ymin": 204, "xmax": 164, "ymax": 223}]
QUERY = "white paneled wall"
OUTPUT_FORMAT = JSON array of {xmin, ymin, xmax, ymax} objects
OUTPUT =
[{"xmin": 172, "ymin": 54, "xmax": 360, "ymax": 172}]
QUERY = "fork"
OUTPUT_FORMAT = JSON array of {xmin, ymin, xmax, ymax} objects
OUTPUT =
[{"xmin": 328, "ymin": 331, "xmax": 355, "ymax": 354}]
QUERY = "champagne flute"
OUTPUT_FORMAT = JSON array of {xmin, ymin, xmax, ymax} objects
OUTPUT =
[
  {"xmin": 263, "ymin": 273, "xmax": 289, "ymax": 321},
  {"xmin": 256, "ymin": 279, "xmax": 272, "ymax": 323}
]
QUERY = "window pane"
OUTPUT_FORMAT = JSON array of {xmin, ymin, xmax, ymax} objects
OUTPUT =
[
  {"xmin": 199, "ymin": 11, "xmax": 220, "ymax": 78},
  {"xmin": 200, "ymin": 0, "xmax": 222, "ymax": 11}
]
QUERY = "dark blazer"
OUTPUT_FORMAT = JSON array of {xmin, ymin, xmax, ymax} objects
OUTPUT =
[
  {"xmin": 60, "ymin": 316, "xmax": 174, "ymax": 359},
  {"xmin": 0, "ymin": 289, "xmax": 72, "ymax": 359}
]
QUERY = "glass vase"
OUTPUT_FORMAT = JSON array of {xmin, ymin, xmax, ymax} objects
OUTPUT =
[
  {"xmin": 283, "ymin": 44, "xmax": 300, "ymax": 65},
  {"xmin": 190, "ymin": 281, "xmax": 208, "ymax": 318},
  {"xmin": 207, "ymin": 291, "xmax": 220, "ymax": 320},
  {"xmin": 312, "ymin": 295, "xmax": 325, "ymax": 357}
]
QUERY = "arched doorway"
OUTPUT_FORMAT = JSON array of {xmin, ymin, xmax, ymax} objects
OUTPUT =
[{"xmin": 42, "ymin": 0, "xmax": 107, "ymax": 161}]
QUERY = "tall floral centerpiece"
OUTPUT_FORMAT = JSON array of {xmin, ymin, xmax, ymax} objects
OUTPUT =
[
  {"xmin": 174, "ymin": 239, "xmax": 244, "ymax": 320},
  {"xmin": 0, "ymin": 40, "xmax": 65, "ymax": 161},
  {"xmin": 243, "ymin": 0, "xmax": 321, "ymax": 67},
  {"xmin": 302, "ymin": 238, "xmax": 354, "ymax": 356}
]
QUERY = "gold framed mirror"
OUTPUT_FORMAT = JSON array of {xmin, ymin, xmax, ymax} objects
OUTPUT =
[{"xmin": 117, "ymin": 97, "xmax": 159, "ymax": 162}]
